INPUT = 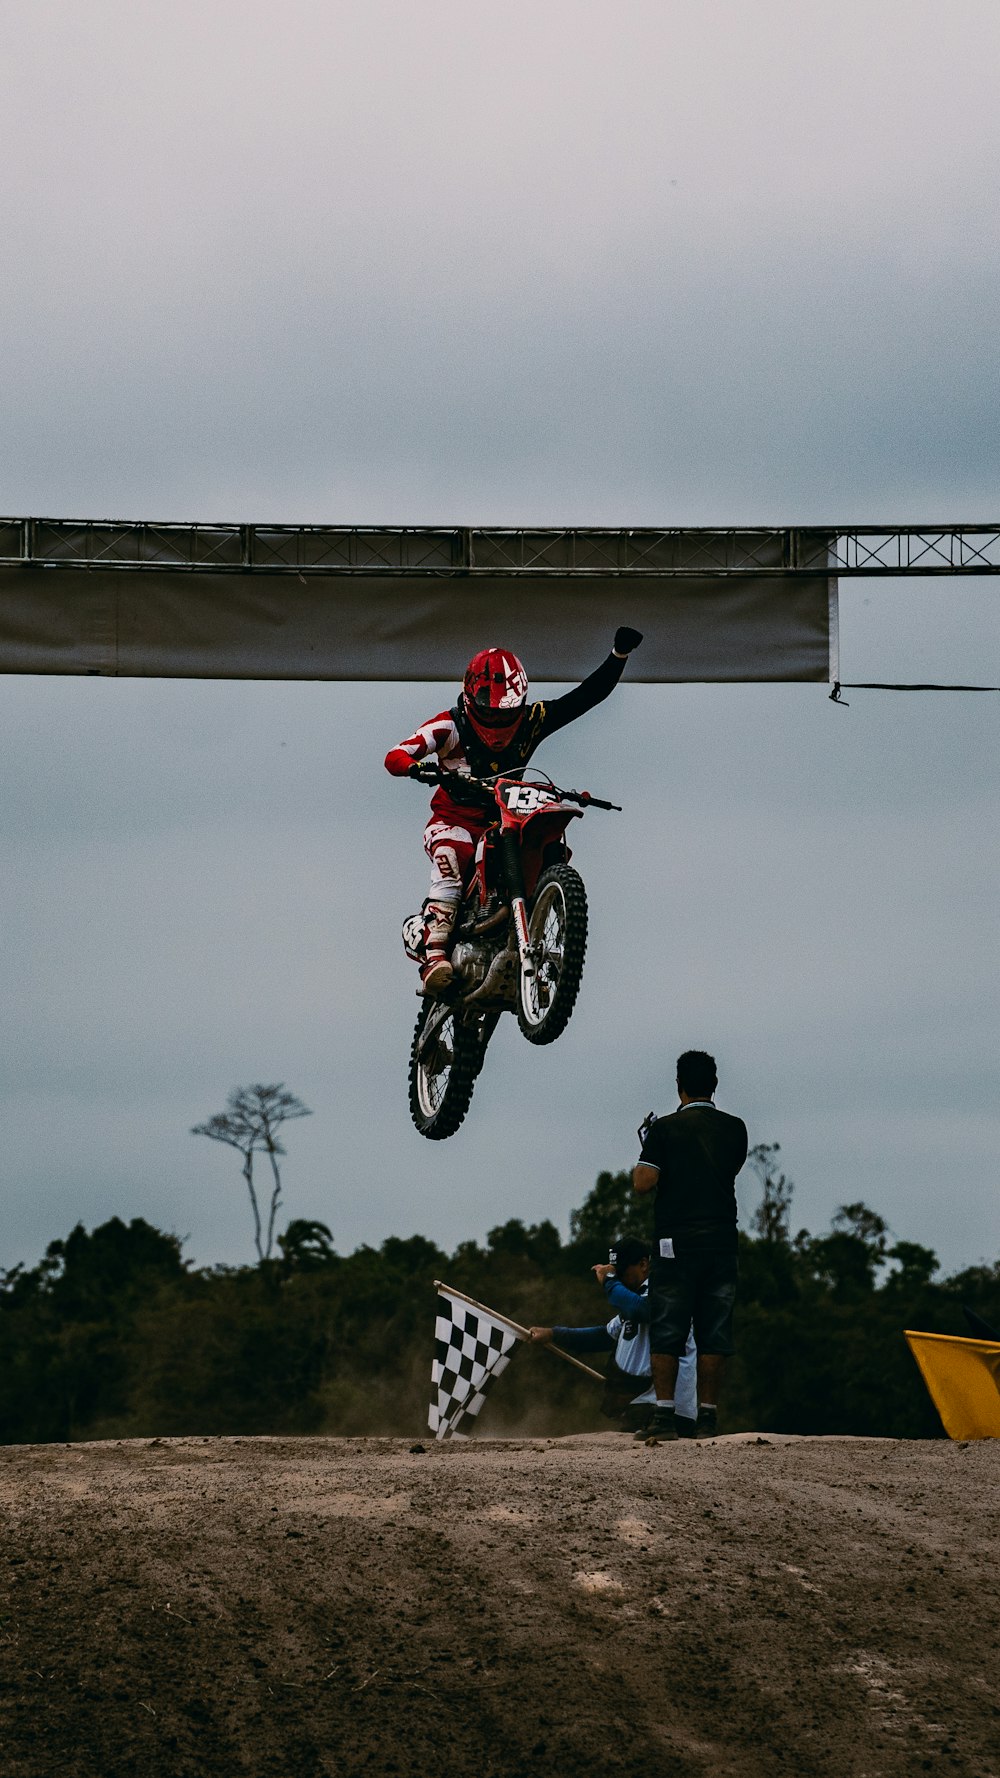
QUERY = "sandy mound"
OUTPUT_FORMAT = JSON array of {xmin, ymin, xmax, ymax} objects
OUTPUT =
[{"xmin": 1, "ymin": 1434, "xmax": 997, "ymax": 1777}]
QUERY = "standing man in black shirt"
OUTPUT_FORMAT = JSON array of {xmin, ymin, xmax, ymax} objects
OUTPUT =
[{"xmin": 633, "ymin": 1050, "xmax": 748, "ymax": 1442}]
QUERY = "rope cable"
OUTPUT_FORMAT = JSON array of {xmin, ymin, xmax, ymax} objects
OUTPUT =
[{"xmin": 830, "ymin": 681, "xmax": 999, "ymax": 705}]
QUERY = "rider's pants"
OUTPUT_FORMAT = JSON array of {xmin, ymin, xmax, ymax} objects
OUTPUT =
[
  {"xmin": 423, "ymin": 821, "xmax": 478, "ymax": 906},
  {"xmin": 420, "ymin": 822, "xmax": 480, "ymax": 963}
]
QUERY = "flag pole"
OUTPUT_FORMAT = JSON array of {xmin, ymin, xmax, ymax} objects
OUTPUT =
[{"xmin": 434, "ymin": 1279, "xmax": 606, "ymax": 1385}]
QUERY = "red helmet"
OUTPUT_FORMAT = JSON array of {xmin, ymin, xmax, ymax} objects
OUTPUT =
[{"xmin": 462, "ymin": 648, "xmax": 529, "ymax": 749}]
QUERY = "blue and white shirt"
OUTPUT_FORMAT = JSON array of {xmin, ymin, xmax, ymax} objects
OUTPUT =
[{"xmin": 553, "ymin": 1277, "xmax": 697, "ymax": 1416}]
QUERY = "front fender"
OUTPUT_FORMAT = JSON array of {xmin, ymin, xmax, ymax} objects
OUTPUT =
[{"xmin": 519, "ymin": 808, "xmax": 581, "ymax": 900}]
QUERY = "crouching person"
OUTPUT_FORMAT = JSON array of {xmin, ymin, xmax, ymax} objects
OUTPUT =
[{"xmin": 528, "ymin": 1237, "xmax": 698, "ymax": 1435}]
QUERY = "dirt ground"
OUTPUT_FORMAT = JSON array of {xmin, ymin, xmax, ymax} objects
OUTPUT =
[{"xmin": 1, "ymin": 1433, "xmax": 997, "ymax": 1778}]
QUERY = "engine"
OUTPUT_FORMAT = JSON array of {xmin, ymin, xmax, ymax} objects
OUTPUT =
[{"xmin": 449, "ymin": 933, "xmax": 496, "ymax": 991}]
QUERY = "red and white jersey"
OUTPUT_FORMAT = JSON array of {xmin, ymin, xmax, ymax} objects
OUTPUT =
[{"xmin": 384, "ymin": 711, "xmax": 490, "ymax": 830}]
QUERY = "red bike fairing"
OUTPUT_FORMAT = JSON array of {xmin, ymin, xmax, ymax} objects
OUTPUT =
[{"xmin": 474, "ymin": 781, "xmax": 581, "ymax": 905}]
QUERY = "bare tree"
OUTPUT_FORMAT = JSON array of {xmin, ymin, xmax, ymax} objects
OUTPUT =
[
  {"xmin": 748, "ymin": 1142, "xmax": 794, "ymax": 1244},
  {"xmin": 192, "ymin": 1084, "xmax": 312, "ymax": 1262}
]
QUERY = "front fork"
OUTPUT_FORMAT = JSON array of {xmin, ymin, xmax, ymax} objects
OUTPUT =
[{"xmin": 498, "ymin": 830, "xmax": 536, "ymax": 980}]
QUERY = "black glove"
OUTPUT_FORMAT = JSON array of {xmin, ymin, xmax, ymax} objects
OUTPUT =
[
  {"xmin": 614, "ymin": 626, "xmax": 643, "ymax": 655},
  {"xmin": 407, "ymin": 761, "xmax": 438, "ymax": 783}
]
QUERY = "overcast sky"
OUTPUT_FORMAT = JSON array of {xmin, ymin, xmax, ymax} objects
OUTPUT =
[{"xmin": 1, "ymin": 1, "xmax": 997, "ymax": 1275}]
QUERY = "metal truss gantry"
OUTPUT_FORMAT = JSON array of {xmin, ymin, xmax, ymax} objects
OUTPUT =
[{"xmin": 2, "ymin": 521, "xmax": 999, "ymax": 577}]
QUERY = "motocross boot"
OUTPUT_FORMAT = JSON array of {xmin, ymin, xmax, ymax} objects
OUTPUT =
[{"xmin": 420, "ymin": 899, "xmax": 458, "ymax": 995}]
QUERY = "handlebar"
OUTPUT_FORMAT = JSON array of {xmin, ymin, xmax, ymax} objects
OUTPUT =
[
  {"xmin": 571, "ymin": 792, "xmax": 622, "ymax": 812},
  {"xmin": 407, "ymin": 761, "xmax": 621, "ymax": 811}
]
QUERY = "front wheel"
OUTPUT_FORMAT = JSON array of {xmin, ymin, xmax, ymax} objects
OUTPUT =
[
  {"xmin": 408, "ymin": 1003, "xmax": 498, "ymax": 1140},
  {"xmin": 516, "ymin": 864, "xmax": 588, "ymax": 1045}
]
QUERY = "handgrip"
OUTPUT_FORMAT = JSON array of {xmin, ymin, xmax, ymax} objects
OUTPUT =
[{"xmin": 564, "ymin": 788, "xmax": 621, "ymax": 811}]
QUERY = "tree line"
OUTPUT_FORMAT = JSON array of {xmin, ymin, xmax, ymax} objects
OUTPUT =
[{"xmin": 1, "ymin": 1145, "xmax": 997, "ymax": 1445}]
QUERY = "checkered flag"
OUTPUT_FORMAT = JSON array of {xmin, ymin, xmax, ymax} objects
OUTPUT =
[{"xmin": 429, "ymin": 1285, "xmax": 524, "ymax": 1440}]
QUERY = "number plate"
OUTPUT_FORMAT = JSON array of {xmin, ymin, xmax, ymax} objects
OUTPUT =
[{"xmin": 501, "ymin": 783, "xmax": 558, "ymax": 814}]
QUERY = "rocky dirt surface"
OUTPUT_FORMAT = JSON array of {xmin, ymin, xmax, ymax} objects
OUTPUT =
[{"xmin": 1, "ymin": 1432, "xmax": 997, "ymax": 1778}]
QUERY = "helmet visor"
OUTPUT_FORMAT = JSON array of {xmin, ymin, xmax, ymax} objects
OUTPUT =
[{"xmin": 467, "ymin": 698, "xmax": 524, "ymax": 731}]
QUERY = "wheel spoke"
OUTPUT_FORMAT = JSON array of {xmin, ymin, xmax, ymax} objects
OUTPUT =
[
  {"xmin": 515, "ymin": 865, "xmax": 587, "ymax": 1047},
  {"xmin": 409, "ymin": 1001, "xmax": 491, "ymax": 1141},
  {"xmin": 521, "ymin": 883, "xmax": 567, "ymax": 1026},
  {"xmin": 417, "ymin": 1009, "xmax": 456, "ymax": 1116}
]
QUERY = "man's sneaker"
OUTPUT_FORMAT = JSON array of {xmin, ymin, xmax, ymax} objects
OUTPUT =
[
  {"xmin": 420, "ymin": 956, "xmax": 454, "ymax": 995},
  {"xmin": 635, "ymin": 1406, "xmax": 678, "ymax": 1443},
  {"xmin": 675, "ymin": 1415, "xmax": 698, "ymax": 1439},
  {"xmin": 695, "ymin": 1406, "xmax": 719, "ymax": 1440}
]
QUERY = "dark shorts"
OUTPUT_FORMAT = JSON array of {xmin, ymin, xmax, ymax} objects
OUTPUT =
[{"xmin": 649, "ymin": 1251, "xmax": 738, "ymax": 1357}]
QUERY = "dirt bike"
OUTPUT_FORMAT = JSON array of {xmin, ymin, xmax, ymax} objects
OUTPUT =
[{"xmin": 404, "ymin": 763, "xmax": 620, "ymax": 1139}]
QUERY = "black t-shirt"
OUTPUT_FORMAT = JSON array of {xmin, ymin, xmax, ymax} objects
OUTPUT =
[{"xmin": 639, "ymin": 1103, "xmax": 749, "ymax": 1255}]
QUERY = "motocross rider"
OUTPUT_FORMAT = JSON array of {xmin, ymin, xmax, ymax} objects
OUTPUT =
[{"xmin": 384, "ymin": 627, "xmax": 643, "ymax": 993}]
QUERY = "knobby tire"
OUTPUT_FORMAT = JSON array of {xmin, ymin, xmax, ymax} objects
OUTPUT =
[
  {"xmin": 516, "ymin": 864, "xmax": 588, "ymax": 1046},
  {"xmin": 408, "ymin": 1004, "xmax": 497, "ymax": 1140}
]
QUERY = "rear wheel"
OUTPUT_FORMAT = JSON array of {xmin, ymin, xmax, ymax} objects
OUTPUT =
[
  {"xmin": 468, "ymin": 1009, "xmax": 501, "ymax": 1076},
  {"xmin": 408, "ymin": 1003, "xmax": 499, "ymax": 1139},
  {"xmin": 516, "ymin": 864, "xmax": 588, "ymax": 1045}
]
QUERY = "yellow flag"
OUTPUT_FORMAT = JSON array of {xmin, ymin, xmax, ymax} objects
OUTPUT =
[{"xmin": 905, "ymin": 1331, "xmax": 1000, "ymax": 1440}]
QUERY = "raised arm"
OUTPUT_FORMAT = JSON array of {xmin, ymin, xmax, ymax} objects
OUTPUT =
[
  {"xmin": 537, "ymin": 627, "xmax": 643, "ymax": 740},
  {"xmin": 634, "ymin": 1110, "xmax": 664, "ymax": 1196}
]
